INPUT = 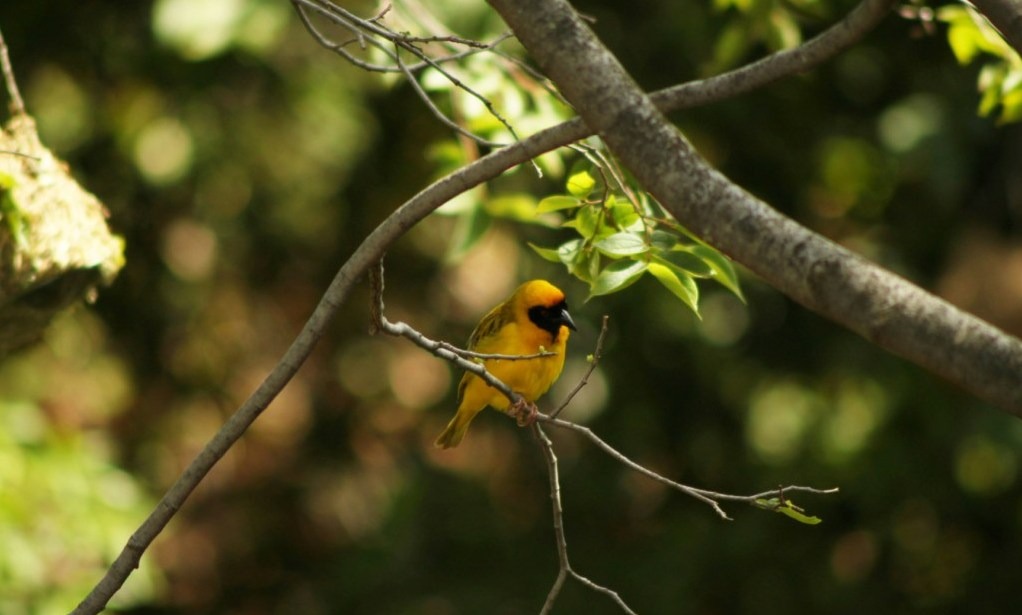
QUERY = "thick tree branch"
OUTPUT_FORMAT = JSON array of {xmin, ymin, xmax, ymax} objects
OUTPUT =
[
  {"xmin": 970, "ymin": 0, "xmax": 1022, "ymax": 57},
  {"xmin": 486, "ymin": 0, "xmax": 1022, "ymax": 415},
  {"xmin": 72, "ymin": 2, "xmax": 894, "ymax": 611}
]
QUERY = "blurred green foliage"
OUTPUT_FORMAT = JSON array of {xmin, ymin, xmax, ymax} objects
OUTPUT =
[{"xmin": 3, "ymin": 0, "xmax": 1022, "ymax": 614}]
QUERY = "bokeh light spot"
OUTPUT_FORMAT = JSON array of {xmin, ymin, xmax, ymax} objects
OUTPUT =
[
  {"xmin": 878, "ymin": 94, "xmax": 944, "ymax": 153},
  {"xmin": 746, "ymin": 380, "xmax": 818, "ymax": 463},
  {"xmin": 954, "ymin": 435, "xmax": 1016, "ymax": 495},
  {"xmin": 161, "ymin": 218, "xmax": 218, "ymax": 282},
  {"xmin": 696, "ymin": 291, "xmax": 749, "ymax": 346},
  {"xmin": 133, "ymin": 117, "xmax": 195, "ymax": 186},
  {"xmin": 830, "ymin": 530, "xmax": 878, "ymax": 583},
  {"xmin": 388, "ymin": 347, "xmax": 451, "ymax": 410},
  {"xmin": 153, "ymin": 0, "xmax": 245, "ymax": 60},
  {"xmin": 820, "ymin": 377, "xmax": 888, "ymax": 463}
]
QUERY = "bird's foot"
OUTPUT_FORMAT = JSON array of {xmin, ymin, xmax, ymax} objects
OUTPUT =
[{"xmin": 510, "ymin": 397, "xmax": 539, "ymax": 427}]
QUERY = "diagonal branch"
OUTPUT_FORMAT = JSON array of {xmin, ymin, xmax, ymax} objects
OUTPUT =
[
  {"xmin": 486, "ymin": 0, "xmax": 1022, "ymax": 415},
  {"xmin": 533, "ymin": 423, "xmax": 638, "ymax": 615},
  {"xmin": 71, "ymin": 2, "xmax": 895, "ymax": 612},
  {"xmin": 0, "ymin": 25, "xmax": 26, "ymax": 116},
  {"xmin": 969, "ymin": 0, "xmax": 1022, "ymax": 57}
]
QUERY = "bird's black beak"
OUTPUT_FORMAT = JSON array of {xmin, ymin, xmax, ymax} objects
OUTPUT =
[{"xmin": 559, "ymin": 307, "xmax": 578, "ymax": 331}]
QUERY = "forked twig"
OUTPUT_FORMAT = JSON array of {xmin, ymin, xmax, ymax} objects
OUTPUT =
[
  {"xmin": 533, "ymin": 423, "xmax": 638, "ymax": 615},
  {"xmin": 370, "ymin": 260, "xmax": 838, "ymax": 612}
]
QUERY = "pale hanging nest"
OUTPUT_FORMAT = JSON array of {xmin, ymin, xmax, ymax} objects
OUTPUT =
[{"xmin": 0, "ymin": 113, "xmax": 125, "ymax": 355}]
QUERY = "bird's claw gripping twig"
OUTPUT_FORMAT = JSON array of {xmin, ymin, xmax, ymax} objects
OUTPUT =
[{"xmin": 511, "ymin": 397, "xmax": 539, "ymax": 427}]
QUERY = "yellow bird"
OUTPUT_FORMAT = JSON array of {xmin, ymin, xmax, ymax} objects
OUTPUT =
[{"xmin": 435, "ymin": 280, "xmax": 577, "ymax": 449}]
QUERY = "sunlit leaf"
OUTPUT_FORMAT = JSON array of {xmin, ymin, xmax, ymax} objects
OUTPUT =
[
  {"xmin": 537, "ymin": 195, "xmax": 581, "ymax": 213},
  {"xmin": 608, "ymin": 198, "xmax": 642, "ymax": 231},
  {"xmin": 569, "ymin": 246, "xmax": 599, "ymax": 283},
  {"xmin": 529, "ymin": 242, "xmax": 561, "ymax": 263},
  {"xmin": 656, "ymin": 249, "xmax": 713, "ymax": 278},
  {"xmin": 562, "ymin": 204, "xmax": 601, "ymax": 239},
  {"xmin": 594, "ymin": 232, "xmax": 648, "ymax": 257},
  {"xmin": 946, "ymin": 17, "xmax": 981, "ymax": 64},
  {"xmin": 766, "ymin": 7, "xmax": 802, "ymax": 51},
  {"xmin": 557, "ymin": 238, "xmax": 583, "ymax": 265},
  {"xmin": 648, "ymin": 262, "xmax": 700, "ymax": 315},
  {"xmin": 756, "ymin": 498, "xmax": 823, "ymax": 525},
  {"xmin": 650, "ymin": 230, "xmax": 678, "ymax": 251},
  {"xmin": 688, "ymin": 244, "xmax": 744, "ymax": 301},
  {"xmin": 566, "ymin": 169, "xmax": 596, "ymax": 198},
  {"xmin": 589, "ymin": 258, "xmax": 647, "ymax": 297}
]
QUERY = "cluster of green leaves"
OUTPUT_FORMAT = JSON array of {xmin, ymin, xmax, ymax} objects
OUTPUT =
[
  {"xmin": 706, "ymin": 0, "xmax": 826, "ymax": 74},
  {"xmin": 940, "ymin": 4, "xmax": 1022, "ymax": 124},
  {"xmin": 529, "ymin": 160, "xmax": 743, "ymax": 316}
]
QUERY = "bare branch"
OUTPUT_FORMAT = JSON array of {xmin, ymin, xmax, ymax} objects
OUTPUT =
[
  {"xmin": 534, "ymin": 423, "xmax": 639, "ymax": 615},
  {"xmin": 541, "ymin": 413, "xmax": 837, "ymax": 519},
  {"xmin": 0, "ymin": 25, "xmax": 26, "ymax": 116},
  {"xmin": 550, "ymin": 314, "xmax": 608, "ymax": 418}
]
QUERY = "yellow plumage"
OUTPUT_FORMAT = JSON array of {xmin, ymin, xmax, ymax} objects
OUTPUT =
[{"xmin": 435, "ymin": 280, "xmax": 577, "ymax": 449}]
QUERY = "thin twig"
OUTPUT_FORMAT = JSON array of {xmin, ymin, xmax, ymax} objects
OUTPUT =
[
  {"xmin": 0, "ymin": 25, "xmax": 26, "ymax": 116},
  {"xmin": 394, "ymin": 43, "xmax": 505, "ymax": 148},
  {"xmin": 541, "ymin": 413, "xmax": 837, "ymax": 519},
  {"xmin": 534, "ymin": 423, "xmax": 638, "ymax": 615},
  {"xmin": 550, "ymin": 314, "xmax": 609, "ymax": 418},
  {"xmin": 368, "ymin": 260, "xmax": 526, "ymax": 404},
  {"xmin": 436, "ymin": 340, "xmax": 555, "ymax": 361}
]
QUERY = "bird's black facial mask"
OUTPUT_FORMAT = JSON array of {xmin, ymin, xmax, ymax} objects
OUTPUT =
[{"xmin": 528, "ymin": 300, "xmax": 577, "ymax": 339}]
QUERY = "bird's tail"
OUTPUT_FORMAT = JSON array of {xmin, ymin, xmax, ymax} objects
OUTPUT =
[{"xmin": 434, "ymin": 409, "xmax": 476, "ymax": 449}]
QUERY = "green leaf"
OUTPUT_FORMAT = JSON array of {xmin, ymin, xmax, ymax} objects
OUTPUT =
[
  {"xmin": 562, "ymin": 204, "xmax": 600, "ymax": 239},
  {"xmin": 570, "ymin": 246, "xmax": 599, "ymax": 283},
  {"xmin": 765, "ymin": 7, "xmax": 802, "ymax": 51},
  {"xmin": 556, "ymin": 238, "xmax": 582, "ymax": 265},
  {"xmin": 707, "ymin": 21, "xmax": 752, "ymax": 73},
  {"xmin": 529, "ymin": 242, "xmax": 562, "ymax": 263},
  {"xmin": 537, "ymin": 195, "xmax": 581, "ymax": 213},
  {"xmin": 655, "ymin": 249, "xmax": 713, "ymax": 278},
  {"xmin": 594, "ymin": 232, "xmax": 648, "ymax": 257},
  {"xmin": 589, "ymin": 258, "xmax": 647, "ymax": 297},
  {"xmin": 756, "ymin": 498, "xmax": 823, "ymax": 525},
  {"xmin": 566, "ymin": 169, "xmax": 596, "ymax": 198},
  {"xmin": 650, "ymin": 229, "xmax": 678, "ymax": 251},
  {"xmin": 648, "ymin": 262, "xmax": 700, "ymax": 315},
  {"xmin": 947, "ymin": 18, "xmax": 981, "ymax": 65},
  {"xmin": 608, "ymin": 198, "xmax": 642, "ymax": 231},
  {"xmin": 687, "ymin": 244, "xmax": 744, "ymax": 301}
]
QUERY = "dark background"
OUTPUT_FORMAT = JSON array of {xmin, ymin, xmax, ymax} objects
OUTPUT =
[{"xmin": 2, "ymin": 0, "xmax": 1022, "ymax": 613}]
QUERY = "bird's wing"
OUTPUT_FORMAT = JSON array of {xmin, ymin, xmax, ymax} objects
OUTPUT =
[{"xmin": 466, "ymin": 299, "xmax": 515, "ymax": 350}]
